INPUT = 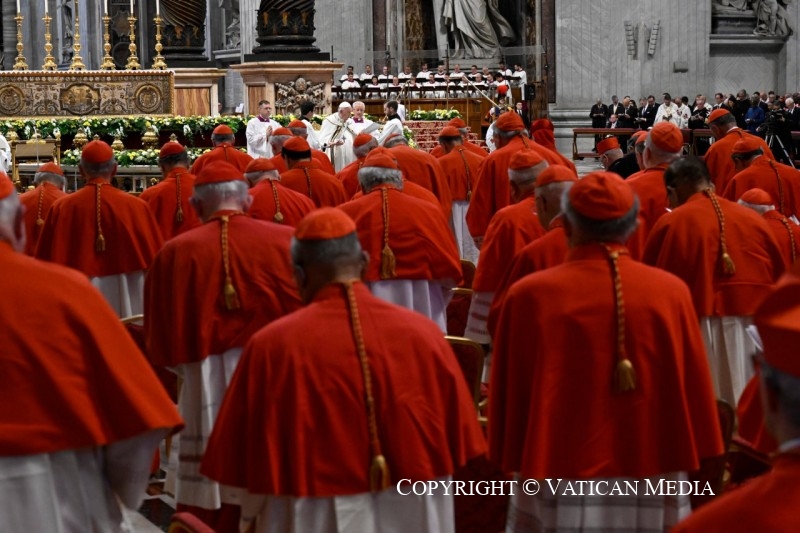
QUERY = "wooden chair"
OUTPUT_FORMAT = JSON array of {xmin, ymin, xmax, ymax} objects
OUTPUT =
[
  {"xmin": 167, "ymin": 512, "xmax": 216, "ymax": 533},
  {"xmin": 10, "ymin": 137, "xmax": 60, "ymax": 189},
  {"xmin": 691, "ymin": 399, "xmax": 735, "ymax": 509},
  {"xmin": 446, "ymin": 287, "xmax": 473, "ymax": 337},
  {"xmin": 459, "ymin": 259, "xmax": 476, "ymax": 289},
  {"xmin": 445, "ymin": 335, "xmax": 486, "ymax": 410}
]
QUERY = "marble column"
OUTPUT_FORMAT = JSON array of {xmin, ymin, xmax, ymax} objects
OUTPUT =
[
  {"xmin": 253, "ymin": 0, "xmax": 319, "ymax": 54},
  {"xmin": 3, "ymin": 0, "xmax": 18, "ymax": 70},
  {"xmin": 160, "ymin": 0, "xmax": 208, "ymax": 60},
  {"xmin": 239, "ymin": 0, "xmax": 257, "ymax": 59}
]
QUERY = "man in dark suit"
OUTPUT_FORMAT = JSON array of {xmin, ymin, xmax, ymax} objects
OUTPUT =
[
  {"xmin": 733, "ymin": 89, "xmax": 751, "ymax": 129},
  {"xmin": 590, "ymin": 98, "xmax": 608, "ymax": 149},
  {"xmin": 514, "ymin": 101, "xmax": 531, "ymax": 130},
  {"xmin": 607, "ymin": 95, "xmax": 624, "ymax": 120},
  {"xmin": 639, "ymin": 95, "xmax": 658, "ymax": 130},
  {"xmin": 616, "ymin": 97, "xmax": 638, "ymax": 150}
]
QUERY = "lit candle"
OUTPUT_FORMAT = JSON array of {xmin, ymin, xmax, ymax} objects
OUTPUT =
[
  {"xmin": 156, "ymin": 0, "xmax": 159, "ymax": 16},
  {"xmin": 44, "ymin": 0, "xmax": 48, "ymax": 14},
  {"xmin": 104, "ymin": 0, "xmax": 107, "ymax": 14},
  {"xmin": 130, "ymin": 0, "xmax": 134, "ymax": 13},
  {"xmin": 16, "ymin": 0, "xmax": 20, "ymax": 13}
]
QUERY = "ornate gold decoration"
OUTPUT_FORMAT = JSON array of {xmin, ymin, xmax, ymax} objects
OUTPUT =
[
  {"xmin": 70, "ymin": 0, "xmax": 87, "ymax": 71},
  {"xmin": 42, "ymin": 13, "xmax": 58, "ymax": 71},
  {"xmin": 73, "ymin": 130, "xmax": 89, "ymax": 149},
  {"xmin": 169, "ymin": 133, "xmax": 178, "ymax": 142},
  {"xmin": 6, "ymin": 130, "xmax": 19, "ymax": 143},
  {"xmin": 13, "ymin": 14, "xmax": 28, "ymax": 71},
  {"xmin": 111, "ymin": 135, "xmax": 125, "ymax": 151},
  {"xmin": 127, "ymin": 14, "xmax": 141, "ymax": 70},
  {"xmin": 101, "ymin": 15, "xmax": 116, "ymax": 70},
  {"xmin": 0, "ymin": 71, "xmax": 174, "ymax": 119},
  {"xmin": 152, "ymin": 15, "xmax": 167, "ymax": 70},
  {"xmin": 142, "ymin": 125, "xmax": 159, "ymax": 149},
  {"xmin": 274, "ymin": 77, "xmax": 326, "ymax": 115}
]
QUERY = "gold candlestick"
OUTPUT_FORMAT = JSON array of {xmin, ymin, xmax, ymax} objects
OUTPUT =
[
  {"xmin": 70, "ymin": 0, "xmax": 86, "ymax": 70},
  {"xmin": 13, "ymin": 13, "xmax": 28, "ymax": 71},
  {"xmin": 42, "ymin": 13, "xmax": 58, "ymax": 71},
  {"xmin": 101, "ymin": 14, "xmax": 115, "ymax": 70},
  {"xmin": 152, "ymin": 15, "xmax": 167, "ymax": 70},
  {"xmin": 126, "ymin": 14, "xmax": 141, "ymax": 70}
]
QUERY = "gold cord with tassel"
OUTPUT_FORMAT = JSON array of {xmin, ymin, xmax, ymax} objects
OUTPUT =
[
  {"xmin": 457, "ymin": 147, "xmax": 473, "ymax": 201},
  {"xmin": 703, "ymin": 188, "xmax": 736, "ymax": 276},
  {"xmin": 380, "ymin": 187, "xmax": 396, "ymax": 279},
  {"xmin": 773, "ymin": 213, "xmax": 797, "ymax": 263},
  {"xmin": 175, "ymin": 172, "xmax": 184, "ymax": 223},
  {"xmin": 95, "ymin": 183, "xmax": 106, "ymax": 252},
  {"xmin": 302, "ymin": 166, "xmax": 313, "ymax": 202},
  {"xmin": 603, "ymin": 244, "xmax": 636, "ymax": 393},
  {"xmin": 344, "ymin": 281, "xmax": 391, "ymax": 491},
  {"xmin": 270, "ymin": 180, "xmax": 284, "ymax": 224},
  {"xmin": 35, "ymin": 186, "xmax": 45, "ymax": 227},
  {"xmin": 220, "ymin": 215, "xmax": 241, "ymax": 310},
  {"xmin": 768, "ymin": 160, "xmax": 787, "ymax": 216}
]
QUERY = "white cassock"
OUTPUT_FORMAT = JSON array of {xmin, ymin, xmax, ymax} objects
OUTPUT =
[
  {"xmin": 699, "ymin": 316, "xmax": 757, "ymax": 407},
  {"xmin": 0, "ymin": 429, "xmax": 168, "ymax": 532},
  {"xmin": 0, "ymin": 134, "xmax": 10, "ymax": 173},
  {"xmin": 223, "ymin": 476, "xmax": 455, "ymax": 533},
  {"xmin": 367, "ymin": 280, "xmax": 454, "ymax": 333},
  {"xmin": 451, "ymin": 201, "xmax": 479, "ymax": 265},
  {"xmin": 168, "ymin": 348, "xmax": 243, "ymax": 510},
  {"xmin": 319, "ymin": 115, "xmax": 356, "ymax": 172},
  {"xmin": 246, "ymin": 116, "xmax": 281, "ymax": 158},
  {"xmin": 350, "ymin": 118, "xmax": 375, "ymax": 135},
  {"xmin": 302, "ymin": 118, "xmax": 322, "ymax": 151},
  {"xmin": 91, "ymin": 271, "xmax": 146, "ymax": 319},
  {"xmin": 376, "ymin": 117, "xmax": 404, "ymax": 146}
]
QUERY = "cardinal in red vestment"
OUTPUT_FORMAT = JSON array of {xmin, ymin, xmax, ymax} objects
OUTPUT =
[{"xmin": 18, "ymin": 161, "xmax": 66, "ymax": 255}]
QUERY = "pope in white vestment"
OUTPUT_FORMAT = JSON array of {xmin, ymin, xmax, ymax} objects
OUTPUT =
[{"xmin": 319, "ymin": 102, "xmax": 357, "ymax": 172}]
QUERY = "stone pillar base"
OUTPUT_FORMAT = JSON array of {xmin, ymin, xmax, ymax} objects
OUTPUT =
[{"xmin": 231, "ymin": 61, "xmax": 344, "ymax": 116}]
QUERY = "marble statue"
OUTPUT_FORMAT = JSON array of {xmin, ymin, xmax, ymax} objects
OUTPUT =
[
  {"xmin": 754, "ymin": 0, "xmax": 794, "ymax": 36},
  {"xmin": 716, "ymin": 0, "xmax": 751, "ymax": 9},
  {"xmin": 432, "ymin": 0, "xmax": 515, "ymax": 59},
  {"xmin": 60, "ymin": 0, "xmax": 74, "ymax": 63}
]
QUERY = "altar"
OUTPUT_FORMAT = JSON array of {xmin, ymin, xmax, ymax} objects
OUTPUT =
[{"xmin": 0, "ymin": 71, "xmax": 174, "ymax": 119}]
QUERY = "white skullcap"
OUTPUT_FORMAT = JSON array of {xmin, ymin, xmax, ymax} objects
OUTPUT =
[{"xmin": 338, "ymin": 102, "xmax": 352, "ymax": 110}]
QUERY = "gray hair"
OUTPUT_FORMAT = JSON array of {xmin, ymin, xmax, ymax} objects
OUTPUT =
[
  {"xmin": 192, "ymin": 180, "xmax": 249, "ymax": 206},
  {"xmin": 561, "ymin": 192, "xmax": 640, "ymax": 243},
  {"xmin": 738, "ymin": 199, "xmax": 774, "ymax": 215},
  {"xmin": 291, "ymin": 232, "xmax": 363, "ymax": 268},
  {"xmin": 536, "ymin": 180, "xmax": 574, "ymax": 201},
  {"xmin": 762, "ymin": 360, "xmax": 800, "ymax": 428},
  {"xmin": 508, "ymin": 161, "xmax": 548, "ymax": 186},
  {"xmin": 244, "ymin": 170, "xmax": 280, "ymax": 183},
  {"xmin": 786, "ymin": 97, "xmax": 795, "ymax": 106},
  {"xmin": 33, "ymin": 171, "xmax": 66, "ymax": 187},
  {"xmin": 79, "ymin": 158, "xmax": 116, "ymax": 178},
  {"xmin": 384, "ymin": 136, "xmax": 408, "ymax": 148},
  {"xmin": 212, "ymin": 133, "xmax": 236, "ymax": 145},
  {"xmin": 494, "ymin": 128, "xmax": 528, "ymax": 140},
  {"xmin": 0, "ymin": 193, "xmax": 19, "ymax": 227},
  {"xmin": 269, "ymin": 134, "xmax": 291, "ymax": 151},
  {"xmin": 358, "ymin": 166, "xmax": 404, "ymax": 193},
  {"xmin": 353, "ymin": 139, "xmax": 378, "ymax": 159}
]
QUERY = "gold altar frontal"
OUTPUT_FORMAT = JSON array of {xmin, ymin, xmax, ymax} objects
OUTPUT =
[{"xmin": 0, "ymin": 70, "xmax": 174, "ymax": 119}]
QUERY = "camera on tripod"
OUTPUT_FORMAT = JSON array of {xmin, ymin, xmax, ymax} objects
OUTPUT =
[{"xmin": 757, "ymin": 110, "xmax": 785, "ymax": 136}]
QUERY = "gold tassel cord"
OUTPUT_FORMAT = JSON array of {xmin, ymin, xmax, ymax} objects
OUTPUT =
[
  {"xmin": 458, "ymin": 147, "xmax": 473, "ymax": 201},
  {"xmin": 380, "ymin": 187, "xmax": 397, "ymax": 279},
  {"xmin": 302, "ymin": 166, "xmax": 313, "ymax": 202},
  {"xmin": 768, "ymin": 160, "xmax": 787, "ymax": 216},
  {"xmin": 602, "ymin": 245, "xmax": 636, "ymax": 393},
  {"xmin": 220, "ymin": 215, "xmax": 241, "ymax": 310},
  {"xmin": 175, "ymin": 172, "xmax": 184, "ymax": 223},
  {"xmin": 776, "ymin": 215, "xmax": 797, "ymax": 263},
  {"xmin": 703, "ymin": 188, "xmax": 736, "ymax": 276},
  {"xmin": 270, "ymin": 180, "xmax": 284, "ymax": 224},
  {"xmin": 344, "ymin": 281, "xmax": 391, "ymax": 491},
  {"xmin": 35, "ymin": 186, "xmax": 45, "ymax": 227},
  {"xmin": 95, "ymin": 183, "xmax": 106, "ymax": 252}
]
